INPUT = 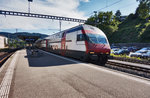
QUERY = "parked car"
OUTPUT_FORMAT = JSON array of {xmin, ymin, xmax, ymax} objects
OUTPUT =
[
  {"xmin": 129, "ymin": 50, "xmax": 148, "ymax": 58},
  {"xmin": 121, "ymin": 47, "xmax": 128, "ymax": 49},
  {"xmin": 142, "ymin": 51, "xmax": 150, "ymax": 59},
  {"xmin": 140, "ymin": 47, "xmax": 150, "ymax": 51},
  {"xmin": 111, "ymin": 48, "xmax": 120, "ymax": 54},
  {"xmin": 127, "ymin": 46, "xmax": 138, "ymax": 52},
  {"xmin": 114, "ymin": 49, "xmax": 130, "ymax": 55}
]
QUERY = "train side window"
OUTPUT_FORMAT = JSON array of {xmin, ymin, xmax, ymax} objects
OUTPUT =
[{"xmin": 77, "ymin": 34, "xmax": 85, "ymax": 41}]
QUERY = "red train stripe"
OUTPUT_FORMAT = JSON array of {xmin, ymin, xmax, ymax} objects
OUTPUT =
[{"xmin": 81, "ymin": 29, "xmax": 89, "ymax": 53}]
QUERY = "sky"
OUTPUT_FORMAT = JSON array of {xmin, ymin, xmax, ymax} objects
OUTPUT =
[{"xmin": 0, "ymin": 0, "xmax": 139, "ymax": 35}]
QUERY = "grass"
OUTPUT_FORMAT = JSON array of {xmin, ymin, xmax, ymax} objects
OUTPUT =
[{"xmin": 110, "ymin": 53, "xmax": 143, "ymax": 61}]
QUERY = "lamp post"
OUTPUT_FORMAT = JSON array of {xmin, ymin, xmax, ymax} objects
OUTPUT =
[{"xmin": 28, "ymin": 0, "xmax": 33, "ymax": 13}]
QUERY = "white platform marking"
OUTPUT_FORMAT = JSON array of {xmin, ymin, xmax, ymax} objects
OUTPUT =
[{"xmin": 0, "ymin": 52, "xmax": 18, "ymax": 98}]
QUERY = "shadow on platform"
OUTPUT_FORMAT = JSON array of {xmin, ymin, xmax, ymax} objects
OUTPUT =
[{"xmin": 25, "ymin": 49, "xmax": 77, "ymax": 67}]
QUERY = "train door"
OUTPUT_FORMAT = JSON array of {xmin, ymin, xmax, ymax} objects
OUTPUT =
[{"xmin": 61, "ymin": 32, "xmax": 66, "ymax": 56}]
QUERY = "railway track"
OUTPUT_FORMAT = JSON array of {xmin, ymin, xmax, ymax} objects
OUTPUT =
[
  {"xmin": 0, "ymin": 52, "xmax": 14, "ymax": 67},
  {"xmin": 106, "ymin": 60, "xmax": 150, "ymax": 79},
  {"xmin": 0, "ymin": 48, "xmax": 22, "ymax": 67}
]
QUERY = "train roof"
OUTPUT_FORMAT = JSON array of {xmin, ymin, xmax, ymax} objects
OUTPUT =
[
  {"xmin": 45, "ymin": 24, "xmax": 105, "ymax": 39},
  {"xmin": 47, "ymin": 24, "xmax": 94, "ymax": 35}
]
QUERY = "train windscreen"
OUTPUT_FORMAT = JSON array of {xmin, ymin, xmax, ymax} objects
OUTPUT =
[{"xmin": 86, "ymin": 33, "xmax": 107, "ymax": 44}]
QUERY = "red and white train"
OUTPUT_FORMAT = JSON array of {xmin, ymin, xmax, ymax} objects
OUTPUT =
[{"xmin": 35, "ymin": 24, "xmax": 111, "ymax": 65}]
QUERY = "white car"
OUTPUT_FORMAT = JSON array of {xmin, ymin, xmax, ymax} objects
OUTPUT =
[
  {"xmin": 142, "ymin": 51, "xmax": 150, "ymax": 59},
  {"xmin": 129, "ymin": 50, "xmax": 148, "ymax": 58},
  {"xmin": 111, "ymin": 48, "xmax": 120, "ymax": 54}
]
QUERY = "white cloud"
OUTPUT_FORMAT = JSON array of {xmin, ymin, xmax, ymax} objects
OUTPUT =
[
  {"xmin": 80, "ymin": 0, "xmax": 90, "ymax": 2},
  {"xmin": 0, "ymin": 0, "xmax": 87, "ymax": 35}
]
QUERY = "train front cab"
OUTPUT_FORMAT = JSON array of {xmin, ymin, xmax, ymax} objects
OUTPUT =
[{"xmin": 82, "ymin": 26, "xmax": 111, "ymax": 65}]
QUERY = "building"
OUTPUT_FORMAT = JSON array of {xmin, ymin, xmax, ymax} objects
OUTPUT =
[{"xmin": 0, "ymin": 35, "xmax": 8, "ymax": 49}]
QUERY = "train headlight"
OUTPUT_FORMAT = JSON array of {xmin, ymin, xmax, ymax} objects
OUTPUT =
[
  {"xmin": 106, "ymin": 52, "xmax": 109, "ymax": 54},
  {"xmin": 90, "ymin": 52, "xmax": 95, "ymax": 54}
]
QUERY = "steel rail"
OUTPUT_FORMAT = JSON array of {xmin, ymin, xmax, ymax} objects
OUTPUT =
[
  {"xmin": 0, "ymin": 53, "xmax": 14, "ymax": 66},
  {"xmin": 106, "ymin": 61, "xmax": 150, "ymax": 73}
]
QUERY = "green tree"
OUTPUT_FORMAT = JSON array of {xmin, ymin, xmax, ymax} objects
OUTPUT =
[
  {"xmin": 136, "ymin": 0, "xmax": 150, "ymax": 2},
  {"xmin": 115, "ymin": 10, "xmax": 122, "ymax": 21},
  {"xmin": 85, "ymin": 16, "xmax": 95, "ymax": 25},
  {"xmin": 115, "ymin": 10, "xmax": 121, "ymax": 17},
  {"xmin": 85, "ymin": 11, "xmax": 120, "ymax": 37},
  {"xmin": 97, "ymin": 11, "xmax": 114, "ymax": 25},
  {"xmin": 136, "ymin": 0, "xmax": 150, "ymax": 19}
]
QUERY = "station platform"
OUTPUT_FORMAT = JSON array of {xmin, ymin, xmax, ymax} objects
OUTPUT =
[{"xmin": 0, "ymin": 49, "xmax": 150, "ymax": 98}]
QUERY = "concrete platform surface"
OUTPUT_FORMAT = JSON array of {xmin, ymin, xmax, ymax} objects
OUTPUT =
[{"xmin": 6, "ymin": 49, "xmax": 150, "ymax": 98}]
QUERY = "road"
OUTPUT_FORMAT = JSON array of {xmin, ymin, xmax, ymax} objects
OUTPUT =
[{"xmin": 4, "ymin": 49, "xmax": 150, "ymax": 98}]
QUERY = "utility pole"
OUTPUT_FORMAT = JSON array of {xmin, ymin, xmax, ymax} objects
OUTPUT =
[
  {"xmin": 59, "ymin": 20, "xmax": 62, "ymax": 32},
  {"xmin": 28, "ymin": 1, "xmax": 30, "ymax": 13},
  {"xmin": 28, "ymin": 0, "xmax": 33, "ymax": 13},
  {"xmin": 16, "ymin": 28, "xmax": 18, "ymax": 33}
]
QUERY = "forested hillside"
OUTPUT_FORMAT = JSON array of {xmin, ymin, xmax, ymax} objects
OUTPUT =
[
  {"xmin": 110, "ymin": 15, "xmax": 150, "ymax": 43},
  {"xmin": 85, "ymin": 0, "xmax": 150, "ymax": 43}
]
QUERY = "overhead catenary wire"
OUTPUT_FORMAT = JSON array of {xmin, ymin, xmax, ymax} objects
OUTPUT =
[
  {"xmin": 111, "ymin": 2, "xmax": 138, "ymax": 14},
  {"xmin": 118, "ymin": 2, "xmax": 137, "ymax": 10},
  {"xmin": 87, "ymin": 0, "xmax": 123, "ymax": 16},
  {"xmin": 97, "ymin": 0, "xmax": 123, "ymax": 12}
]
